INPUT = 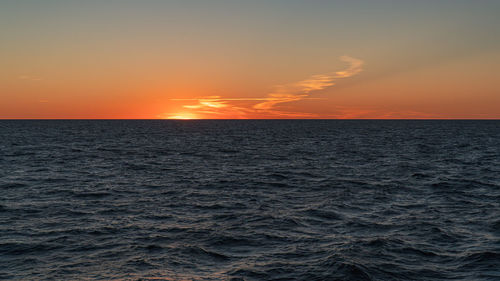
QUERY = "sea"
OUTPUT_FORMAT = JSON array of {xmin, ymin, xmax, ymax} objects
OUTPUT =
[{"xmin": 0, "ymin": 120, "xmax": 499, "ymax": 280}]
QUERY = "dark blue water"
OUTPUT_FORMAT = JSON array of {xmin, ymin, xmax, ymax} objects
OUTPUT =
[{"xmin": 1, "ymin": 120, "xmax": 499, "ymax": 280}]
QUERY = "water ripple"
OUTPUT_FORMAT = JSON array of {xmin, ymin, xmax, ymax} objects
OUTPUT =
[{"xmin": 0, "ymin": 120, "xmax": 499, "ymax": 280}]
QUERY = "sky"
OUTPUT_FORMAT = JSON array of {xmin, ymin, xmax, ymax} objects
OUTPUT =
[{"xmin": 1, "ymin": 0, "xmax": 499, "ymax": 119}]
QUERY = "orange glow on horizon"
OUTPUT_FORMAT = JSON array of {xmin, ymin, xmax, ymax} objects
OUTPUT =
[{"xmin": 166, "ymin": 113, "xmax": 199, "ymax": 120}]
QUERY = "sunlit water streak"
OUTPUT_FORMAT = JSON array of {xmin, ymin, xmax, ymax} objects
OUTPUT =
[{"xmin": 0, "ymin": 120, "xmax": 499, "ymax": 280}]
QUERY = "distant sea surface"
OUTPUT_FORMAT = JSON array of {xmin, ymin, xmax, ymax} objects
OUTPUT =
[{"xmin": 1, "ymin": 120, "xmax": 499, "ymax": 280}]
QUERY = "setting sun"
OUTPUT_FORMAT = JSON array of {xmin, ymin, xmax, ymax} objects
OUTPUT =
[{"xmin": 166, "ymin": 113, "xmax": 199, "ymax": 120}]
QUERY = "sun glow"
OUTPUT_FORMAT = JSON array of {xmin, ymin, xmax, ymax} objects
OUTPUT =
[{"xmin": 167, "ymin": 113, "xmax": 199, "ymax": 120}]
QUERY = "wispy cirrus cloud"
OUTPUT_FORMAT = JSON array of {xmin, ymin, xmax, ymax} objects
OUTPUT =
[
  {"xmin": 253, "ymin": 56, "xmax": 363, "ymax": 112},
  {"xmin": 168, "ymin": 56, "xmax": 364, "ymax": 118},
  {"xmin": 18, "ymin": 75, "xmax": 43, "ymax": 82}
]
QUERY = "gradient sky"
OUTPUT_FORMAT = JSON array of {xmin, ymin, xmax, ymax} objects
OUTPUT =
[{"xmin": 1, "ymin": 0, "xmax": 499, "ymax": 119}]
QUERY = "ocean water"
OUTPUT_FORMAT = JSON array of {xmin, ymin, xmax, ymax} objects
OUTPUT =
[{"xmin": 1, "ymin": 120, "xmax": 499, "ymax": 280}]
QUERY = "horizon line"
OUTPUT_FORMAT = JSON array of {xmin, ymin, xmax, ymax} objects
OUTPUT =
[{"xmin": 1, "ymin": 118, "xmax": 499, "ymax": 121}]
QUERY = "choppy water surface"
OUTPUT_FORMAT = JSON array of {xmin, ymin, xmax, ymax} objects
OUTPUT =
[{"xmin": 1, "ymin": 120, "xmax": 499, "ymax": 280}]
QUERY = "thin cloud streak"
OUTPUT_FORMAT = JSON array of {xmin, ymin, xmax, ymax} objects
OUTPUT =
[
  {"xmin": 18, "ymin": 75, "xmax": 43, "ymax": 82},
  {"xmin": 253, "ymin": 56, "xmax": 363, "ymax": 111},
  {"xmin": 168, "ymin": 56, "xmax": 364, "ymax": 118}
]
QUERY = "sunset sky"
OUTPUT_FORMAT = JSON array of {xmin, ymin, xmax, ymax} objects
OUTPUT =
[{"xmin": 1, "ymin": 0, "xmax": 499, "ymax": 119}]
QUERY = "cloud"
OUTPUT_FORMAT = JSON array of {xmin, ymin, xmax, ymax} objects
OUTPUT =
[
  {"xmin": 169, "ymin": 56, "xmax": 364, "ymax": 118},
  {"xmin": 252, "ymin": 56, "xmax": 363, "ymax": 112},
  {"xmin": 18, "ymin": 75, "xmax": 43, "ymax": 82},
  {"xmin": 334, "ymin": 56, "xmax": 364, "ymax": 78},
  {"xmin": 316, "ymin": 106, "xmax": 438, "ymax": 119},
  {"xmin": 182, "ymin": 97, "xmax": 229, "ymax": 109}
]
